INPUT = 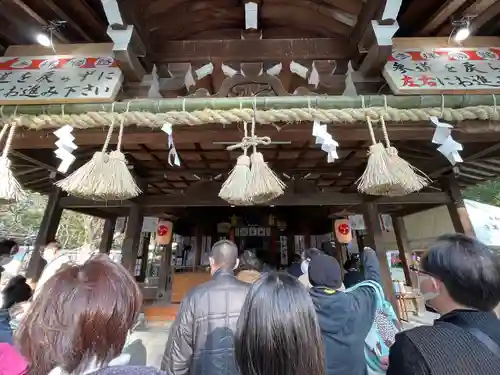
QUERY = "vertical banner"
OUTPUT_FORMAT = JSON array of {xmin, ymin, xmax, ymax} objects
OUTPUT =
[{"xmin": 280, "ymin": 236, "xmax": 288, "ymax": 266}]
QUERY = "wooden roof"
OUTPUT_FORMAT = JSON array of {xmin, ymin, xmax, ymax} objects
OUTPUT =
[
  {"xmin": 398, "ymin": 0, "xmax": 500, "ymax": 38},
  {"xmin": 2, "ymin": 1, "xmax": 500, "ymax": 216},
  {"xmin": 9, "ymin": 119, "xmax": 500, "ymax": 209}
]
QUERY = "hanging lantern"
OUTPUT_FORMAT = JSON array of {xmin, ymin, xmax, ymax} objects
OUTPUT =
[
  {"xmin": 157, "ymin": 220, "xmax": 174, "ymax": 245},
  {"xmin": 334, "ymin": 218, "xmax": 352, "ymax": 244}
]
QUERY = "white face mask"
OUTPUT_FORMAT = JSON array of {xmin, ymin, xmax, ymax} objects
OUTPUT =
[
  {"xmin": 419, "ymin": 273, "xmax": 440, "ymax": 301},
  {"xmin": 301, "ymin": 260, "xmax": 310, "ymax": 274}
]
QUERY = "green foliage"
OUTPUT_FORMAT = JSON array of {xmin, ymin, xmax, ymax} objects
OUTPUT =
[
  {"xmin": 463, "ymin": 179, "xmax": 500, "ymax": 206},
  {"xmin": 0, "ymin": 192, "xmax": 104, "ymax": 249}
]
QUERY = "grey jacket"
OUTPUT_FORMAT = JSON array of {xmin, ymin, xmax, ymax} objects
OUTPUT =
[{"xmin": 161, "ymin": 269, "xmax": 249, "ymax": 375}]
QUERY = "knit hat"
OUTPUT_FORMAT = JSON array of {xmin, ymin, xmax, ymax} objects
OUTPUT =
[{"xmin": 308, "ymin": 253, "xmax": 342, "ymax": 289}]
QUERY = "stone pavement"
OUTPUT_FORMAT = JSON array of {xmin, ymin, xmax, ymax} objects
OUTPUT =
[
  {"xmin": 124, "ymin": 310, "xmax": 439, "ymax": 370},
  {"xmin": 125, "ymin": 322, "xmax": 172, "ymax": 368}
]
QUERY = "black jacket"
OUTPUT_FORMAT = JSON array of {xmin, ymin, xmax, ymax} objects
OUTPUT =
[
  {"xmin": 309, "ymin": 249, "xmax": 381, "ymax": 375},
  {"xmin": 161, "ymin": 269, "xmax": 249, "ymax": 375},
  {"xmin": 387, "ymin": 310, "xmax": 500, "ymax": 375}
]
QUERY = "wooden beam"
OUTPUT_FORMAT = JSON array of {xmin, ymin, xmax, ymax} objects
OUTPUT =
[
  {"xmin": 420, "ymin": 0, "xmax": 469, "ymax": 35},
  {"xmin": 102, "ymin": 0, "xmax": 146, "ymax": 82},
  {"xmin": 440, "ymin": 174, "xmax": 475, "ymax": 237},
  {"xmin": 438, "ymin": 0, "xmax": 500, "ymax": 35},
  {"xmin": 469, "ymin": 1, "xmax": 500, "ymax": 32},
  {"xmin": 152, "ymin": 38, "xmax": 353, "ymax": 63},
  {"xmin": 430, "ymin": 141, "xmax": 500, "ymax": 178},
  {"xmin": 44, "ymin": 0, "xmax": 93, "ymax": 41},
  {"xmin": 11, "ymin": 150, "xmax": 59, "ymax": 174},
  {"xmin": 350, "ymin": 0, "xmax": 386, "ymax": 47},
  {"xmin": 14, "ymin": 120, "xmax": 500, "ymax": 149},
  {"xmin": 59, "ymin": 192, "xmax": 450, "ymax": 209},
  {"xmin": 9, "ymin": 0, "xmax": 69, "ymax": 43}
]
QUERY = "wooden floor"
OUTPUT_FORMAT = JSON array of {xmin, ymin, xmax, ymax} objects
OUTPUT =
[
  {"xmin": 143, "ymin": 271, "xmax": 211, "ymax": 322},
  {"xmin": 144, "ymin": 304, "xmax": 180, "ymax": 322}
]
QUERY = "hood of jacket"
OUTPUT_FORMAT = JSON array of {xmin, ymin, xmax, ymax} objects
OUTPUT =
[{"xmin": 309, "ymin": 287, "xmax": 354, "ymax": 333}]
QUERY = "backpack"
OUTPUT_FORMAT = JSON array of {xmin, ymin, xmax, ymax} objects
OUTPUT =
[{"xmin": 346, "ymin": 280, "xmax": 401, "ymax": 375}]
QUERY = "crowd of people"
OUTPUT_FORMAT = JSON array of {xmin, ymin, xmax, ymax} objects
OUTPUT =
[{"xmin": 0, "ymin": 234, "xmax": 498, "ymax": 375}]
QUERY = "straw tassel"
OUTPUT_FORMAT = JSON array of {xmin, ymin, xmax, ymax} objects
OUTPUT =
[
  {"xmin": 246, "ymin": 118, "xmax": 285, "ymax": 204},
  {"xmin": 0, "ymin": 122, "xmax": 25, "ymax": 202},
  {"xmin": 356, "ymin": 117, "xmax": 396, "ymax": 196},
  {"xmin": 219, "ymin": 122, "xmax": 251, "ymax": 206},
  {"xmin": 380, "ymin": 117, "xmax": 430, "ymax": 196},
  {"xmin": 57, "ymin": 112, "xmax": 141, "ymax": 200}
]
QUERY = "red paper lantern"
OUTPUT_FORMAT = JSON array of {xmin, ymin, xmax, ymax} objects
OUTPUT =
[
  {"xmin": 334, "ymin": 218, "xmax": 352, "ymax": 244},
  {"xmin": 157, "ymin": 220, "xmax": 173, "ymax": 245}
]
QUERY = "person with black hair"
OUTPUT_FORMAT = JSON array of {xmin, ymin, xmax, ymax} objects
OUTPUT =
[
  {"xmin": 236, "ymin": 250, "xmax": 263, "ymax": 284},
  {"xmin": 0, "ymin": 275, "xmax": 32, "ymax": 344},
  {"xmin": 343, "ymin": 256, "xmax": 364, "ymax": 288},
  {"xmin": 298, "ymin": 248, "xmax": 323, "ymax": 288},
  {"xmin": 235, "ymin": 272, "xmax": 325, "ymax": 375},
  {"xmin": 0, "ymin": 240, "xmax": 18, "ymax": 278},
  {"xmin": 162, "ymin": 240, "xmax": 249, "ymax": 375},
  {"xmin": 387, "ymin": 234, "xmax": 500, "ymax": 375},
  {"xmin": 287, "ymin": 253, "xmax": 303, "ymax": 278}
]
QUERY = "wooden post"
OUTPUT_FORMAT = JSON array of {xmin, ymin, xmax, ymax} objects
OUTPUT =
[
  {"xmin": 99, "ymin": 217, "xmax": 117, "ymax": 254},
  {"xmin": 137, "ymin": 232, "xmax": 151, "ymax": 282},
  {"xmin": 194, "ymin": 225, "xmax": 203, "ymax": 270},
  {"xmin": 332, "ymin": 228, "xmax": 345, "ymax": 277},
  {"xmin": 121, "ymin": 205, "xmax": 144, "ymax": 274},
  {"xmin": 26, "ymin": 188, "xmax": 63, "ymax": 281},
  {"xmin": 392, "ymin": 215, "xmax": 413, "ymax": 287},
  {"xmin": 440, "ymin": 174, "xmax": 475, "ymax": 237},
  {"xmin": 362, "ymin": 202, "xmax": 398, "ymax": 311},
  {"xmin": 157, "ymin": 243, "xmax": 173, "ymax": 300}
]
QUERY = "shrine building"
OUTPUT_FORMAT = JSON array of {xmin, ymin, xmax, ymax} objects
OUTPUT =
[{"xmin": 0, "ymin": 0, "xmax": 499, "ymax": 321}]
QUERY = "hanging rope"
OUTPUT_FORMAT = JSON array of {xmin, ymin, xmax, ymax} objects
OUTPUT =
[{"xmin": 3, "ymin": 105, "xmax": 500, "ymax": 129}]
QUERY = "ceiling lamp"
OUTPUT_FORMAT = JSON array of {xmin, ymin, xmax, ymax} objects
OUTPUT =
[
  {"xmin": 455, "ymin": 26, "xmax": 470, "ymax": 42},
  {"xmin": 452, "ymin": 17, "xmax": 472, "ymax": 43},
  {"xmin": 36, "ymin": 33, "xmax": 51, "ymax": 47}
]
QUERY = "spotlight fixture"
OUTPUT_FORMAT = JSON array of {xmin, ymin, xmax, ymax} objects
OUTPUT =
[
  {"xmin": 451, "ymin": 16, "xmax": 474, "ymax": 43},
  {"xmin": 36, "ymin": 33, "xmax": 51, "ymax": 47},
  {"xmin": 455, "ymin": 26, "xmax": 470, "ymax": 42}
]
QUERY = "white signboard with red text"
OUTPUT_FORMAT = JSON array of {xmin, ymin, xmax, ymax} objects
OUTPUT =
[
  {"xmin": 0, "ymin": 55, "xmax": 123, "ymax": 104},
  {"xmin": 383, "ymin": 47, "xmax": 500, "ymax": 95}
]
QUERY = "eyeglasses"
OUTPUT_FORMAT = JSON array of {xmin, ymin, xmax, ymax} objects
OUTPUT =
[{"xmin": 409, "ymin": 265, "xmax": 437, "ymax": 280}]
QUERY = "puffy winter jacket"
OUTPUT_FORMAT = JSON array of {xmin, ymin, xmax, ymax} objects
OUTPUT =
[{"xmin": 161, "ymin": 269, "xmax": 249, "ymax": 375}]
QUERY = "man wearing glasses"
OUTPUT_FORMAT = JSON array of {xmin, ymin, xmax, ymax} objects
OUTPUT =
[{"xmin": 387, "ymin": 234, "xmax": 500, "ymax": 375}]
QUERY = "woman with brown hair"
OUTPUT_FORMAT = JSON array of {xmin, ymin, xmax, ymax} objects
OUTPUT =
[{"xmin": 15, "ymin": 254, "xmax": 166, "ymax": 375}]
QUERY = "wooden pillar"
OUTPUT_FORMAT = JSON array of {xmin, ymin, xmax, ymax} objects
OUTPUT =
[
  {"xmin": 194, "ymin": 226, "xmax": 203, "ymax": 270},
  {"xmin": 440, "ymin": 174, "xmax": 475, "ymax": 237},
  {"xmin": 362, "ymin": 202, "xmax": 397, "ymax": 311},
  {"xmin": 121, "ymin": 205, "xmax": 144, "ymax": 274},
  {"xmin": 26, "ymin": 188, "xmax": 63, "ymax": 281},
  {"xmin": 99, "ymin": 217, "xmax": 117, "ymax": 254},
  {"xmin": 137, "ymin": 232, "xmax": 151, "ymax": 282},
  {"xmin": 157, "ymin": 243, "xmax": 173, "ymax": 299},
  {"xmin": 392, "ymin": 215, "xmax": 413, "ymax": 287}
]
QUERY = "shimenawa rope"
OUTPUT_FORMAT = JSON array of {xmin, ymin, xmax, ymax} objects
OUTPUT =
[{"xmin": 3, "ymin": 105, "xmax": 500, "ymax": 129}]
